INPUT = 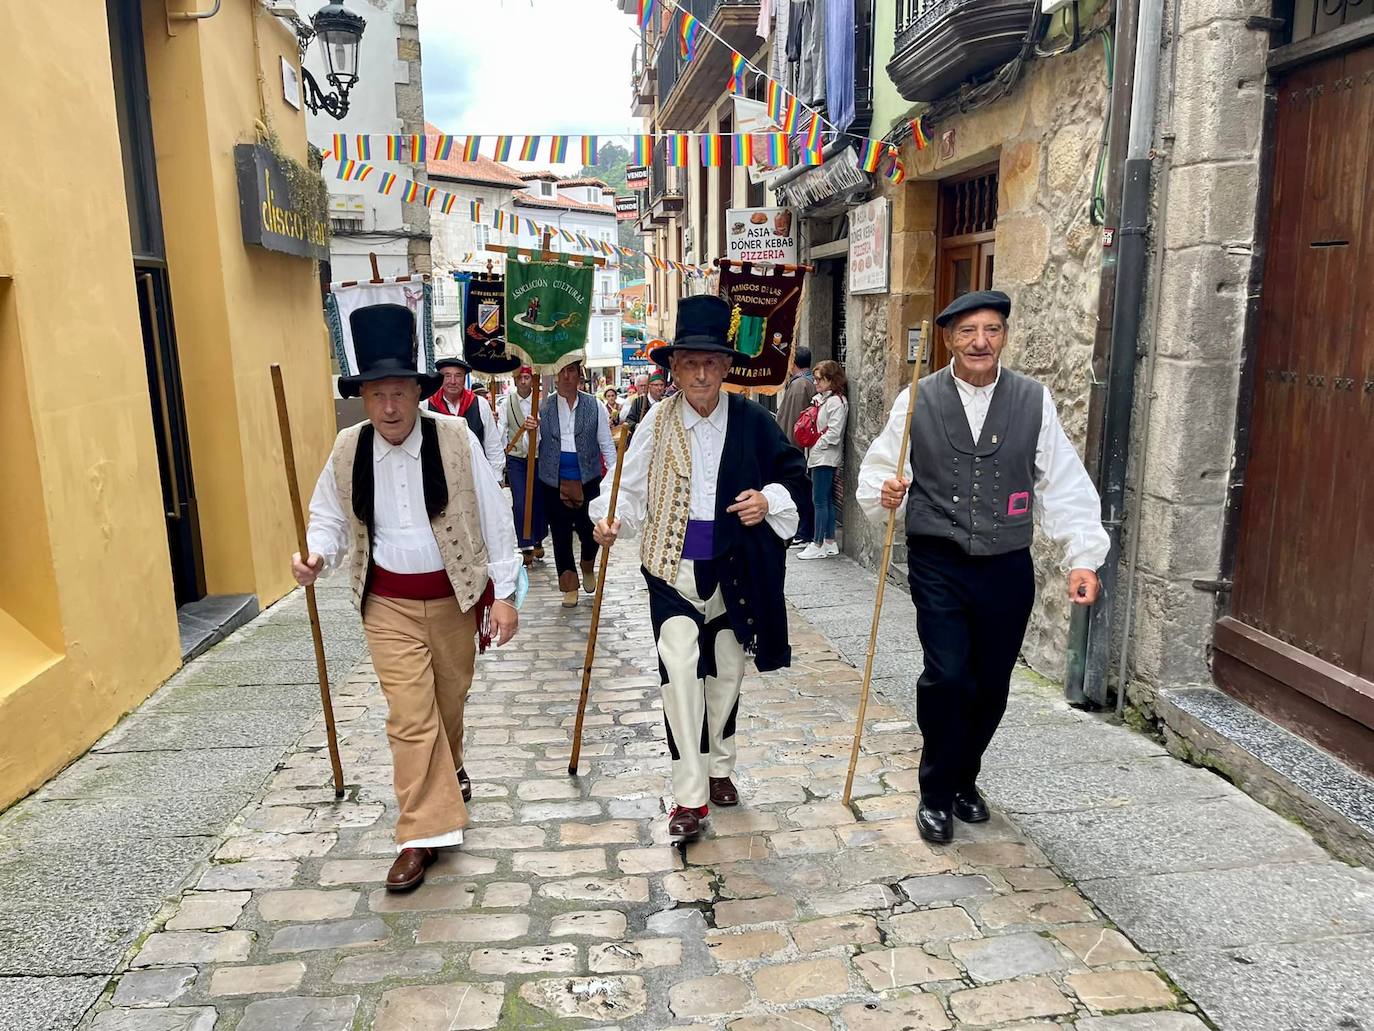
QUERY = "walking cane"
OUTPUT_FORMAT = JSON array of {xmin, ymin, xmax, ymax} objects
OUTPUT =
[
  {"xmin": 568, "ymin": 426, "xmax": 631, "ymax": 776},
  {"xmin": 841, "ymin": 321, "xmax": 930, "ymax": 805},
  {"xmin": 270, "ymin": 365, "xmax": 346, "ymax": 799}
]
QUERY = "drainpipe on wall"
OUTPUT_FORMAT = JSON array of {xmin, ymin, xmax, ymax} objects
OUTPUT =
[{"xmin": 1077, "ymin": 0, "xmax": 1166, "ymax": 707}]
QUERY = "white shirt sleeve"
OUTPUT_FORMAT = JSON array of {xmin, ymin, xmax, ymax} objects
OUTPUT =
[
  {"xmin": 478, "ymin": 402, "xmax": 504, "ymax": 482},
  {"xmin": 305, "ymin": 458, "xmax": 349, "ymax": 576},
  {"xmin": 856, "ymin": 387, "xmax": 914, "ymax": 526},
  {"xmin": 595, "ymin": 399, "xmax": 617, "ymax": 472},
  {"xmin": 466, "ymin": 425, "xmax": 520, "ymax": 599},
  {"xmin": 759, "ymin": 483, "xmax": 799, "ymax": 540},
  {"xmin": 590, "ymin": 401, "xmax": 658, "ymax": 539},
  {"xmin": 1035, "ymin": 386, "xmax": 1111, "ymax": 572}
]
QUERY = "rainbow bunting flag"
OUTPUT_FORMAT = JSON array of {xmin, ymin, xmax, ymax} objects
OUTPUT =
[
  {"xmin": 510, "ymin": 214, "xmax": 522, "ymax": 236},
  {"xmin": 335, "ymin": 160, "xmax": 355, "ymax": 180},
  {"xmin": 332, "ymin": 134, "xmax": 347, "ymax": 161},
  {"xmin": 678, "ymin": 12, "xmax": 701, "ymax": 61},
  {"xmin": 801, "ymin": 140, "xmax": 823, "ymax": 165},
  {"xmin": 441, "ymin": 193, "xmax": 457, "ymax": 214},
  {"xmin": 756, "ymin": 132, "xmax": 787, "ymax": 166},
  {"xmin": 884, "ymin": 151, "xmax": 906, "ymax": 184},
  {"xmin": 631, "ymin": 135, "xmax": 652, "ymax": 165},
  {"xmin": 433, "ymin": 134, "xmax": 454, "ymax": 160},
  {"xmin": 637, "ymin": 0, "xmax": 655, "ymax": 30},
  {"xmin": 700, "ymin": 134, "xmax": 723, "ymax": 167},
  {"xmin": 385, "ymin": 135, "xmax": 404, "ymax": 160},
  {"xmin": 549, "ymin": 136, "xmax": 569, "ymax": 162},
  {"xmin": 422, "ymin": 187, "xmax": 437, "ymax": 206},
  {"xmin": 469, "ymin": 200, "xmax": 482, "ymax": 221},
  {"xmin": 493, "ymin": 210, "xmax": 506, "ymax": 231},
  {"xmin": 911, "ymin": 116, "xmax": 930, "ymax": 151},
  {"xmin": 731, "ymin": 132, "xmax": 753, "ymax": 166},
  {"xmin": 378, "ymin": 171, "xmax": 397, "ymax": 195},
  {"xmin": 766, "ymin": 80, "xmax": 783, "ymax": 124},
  {"xmin": 356, "ymin": 164, "xmax": 376, "ymax": 181},
  {"xmin": 858, "ymin": 138, "xmax": 884, "ymax": 173},
  {"xmin": 494, "ymin": 136, "xmax": 514, "ymax": 161},
  {"xmin": 729, "ymin": 51, "xmax": 746, "ymax": 94},
  {"xmin": 805, "ymin": 111, "xmax": 822, "ymax": 152},
  {"xmin": 576, "ymin": 233, "xmax": 591, "ymax": 249},
  {"xmin": 519, "ymin": 136, "xmax": 540, "ymax": 161},
  {"xmin": 462, "ymin": 135, "xmax": 481, "ymax": 160},
  {"xmin": 355, "ymin": 135, "xmax": 371, "ymax": 160},
  {"xmin": 409, "ymin": 135, "xmax": 426, "ymax": 162},
  {"xmin": 667, "ymin": 134, "xmax": 690, "ymax": 166},
  {"xmin": 582, "ymin": 136, "xmax": 598, "ymax": 164},
  {"xmin": 402, "ymin": 179, "xmax": 420, "ymax": 203},
  {"xmin": 781, "ymin": 96, "xmax": 799, "ymax": 133},
  {"xmin": 560, "ymin": 228, "xmax": 575, "ymax": 243}
]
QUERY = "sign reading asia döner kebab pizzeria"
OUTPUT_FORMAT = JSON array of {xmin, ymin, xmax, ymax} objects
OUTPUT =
[{"xmin": 725, "ymin": 207, "xmax": 798, "ymax": 264}]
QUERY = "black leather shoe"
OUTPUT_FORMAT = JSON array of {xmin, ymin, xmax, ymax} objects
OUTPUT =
[
  {"xmin": 953, "ymin": 788, "xmax": 990, "ymax": 823},
  {"xmin": 917, "ymin": 802, "xmax": 953, "ymax": 844}
]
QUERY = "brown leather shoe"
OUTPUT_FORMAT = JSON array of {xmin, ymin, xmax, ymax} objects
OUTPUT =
[
  {"xmin": 709, "ymin": 777, "xmax": 739, "ymax": 807},
  {"xmin": 521, "ymin": 549, "xmax": 535, "ymax": 568},
  {"xmin": 533, "ymin": 546, "xmax": 545, "ymax": 560},
  {"xmin": 385, "ymin": 847, "xmax": 435, "ymax": 892},
  {"xmin": 580, "ymin": 560, "xmax": 597, "ymax": 594},
  {"xmin": 667, "ymin": 805, "xmax": 707, "ymax": 837},
  {"xmin": 457, "ymin": 766, "xmax": 472, "ymax": 803}
]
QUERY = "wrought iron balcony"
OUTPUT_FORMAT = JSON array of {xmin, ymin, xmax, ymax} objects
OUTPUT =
[
  {"xmin": 889, "ymin": 0, "xmax": 1037, "ymax": 104},
  {"xmin": 657, "ymin": 0, "xmax": 761, "ymax": 128},
  {"xmin": 645, "ymin": 138, "xmax": 684, "ymax": 226},
  {"xmin": 631, "ymin": 38, "xmax": 655, "ymax": 117}
]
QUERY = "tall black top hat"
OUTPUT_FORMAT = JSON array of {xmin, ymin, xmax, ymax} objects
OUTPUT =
[
  {"xmin": 337, "ymin": 304, "xmax": 441, "ymax": 398},
  {"xmin": 648, "ymin": 294, "xmax": 747, "ymax": 367}
]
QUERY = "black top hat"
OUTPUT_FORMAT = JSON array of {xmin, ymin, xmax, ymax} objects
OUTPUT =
[
  {"xmin": 337, "ymin": 304, "xmax": 441, "ymax": 399},
  {"xmin": 936, "ymin": 289, "xmax": 1012, "ymax": 328},
  {"xmin": 649, "ymin": 295, "xmax": 748, "ymax": 367}
]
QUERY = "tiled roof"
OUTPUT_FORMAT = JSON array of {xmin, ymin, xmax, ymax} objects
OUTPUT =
[
  {"xmin": 558, "ymin": 176, "xmax": 611, "ymax": 189},
  {"xmin": 517, "ymin": 170, "xmax": 560, "ymax": 181},
  {"xmin": 513, "ymin": 193, "xmax": 616, "ymax": 215},
  {"xmin": 424, "ymin": 123, "xmax": 525, "ymax": 187}
]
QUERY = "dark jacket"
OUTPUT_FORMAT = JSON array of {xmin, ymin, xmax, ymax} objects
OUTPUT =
[
  {"xmin": 775, "ymin": 372, "xmax": 816, "ymax": 447},
  {"xmin": 712, "ymin": 393, "xmax": 813, "ymax": 672}
]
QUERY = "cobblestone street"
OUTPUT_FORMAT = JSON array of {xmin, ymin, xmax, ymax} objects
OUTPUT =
[{"xmin": 5, "ymin": 547, "xmax": 1372, "ymax": 1030}]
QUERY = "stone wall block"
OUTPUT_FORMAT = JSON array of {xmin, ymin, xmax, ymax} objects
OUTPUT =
[
  {"xmin": 1164, "ymin": 163, "xmax": 1260, "ymax": 250},
  {"xmin": 1000, "ymin": 138, "xmax": 1042, "ymax": 213},
  {"xmin": 890, "ymin": 230, "xmax": 936, "ymax": 295},
  {"xmin": 1155, "ymin": 245, "xmax": 1253, "ymax": 362},
  {"xmin": 1133, "ymin": 494, "xmax": 1228, "ymax": 580},
  {"xmin": 1140, "ymin": 357, "xmax": 1240, "ymax": 506},
  {"xmin": 1171, "ymin": 27, "xmax": 1266, "ymax": 166},
  {"xmin": 890, "ymin": 180, "xmax": 938, "ymax": 234},
  {"xmin": 1178, "ymin": 0, "xmax": 1270, "ymax": 34},
  {"xmin": 993, "ymin": 214, "xmax": 1051, "ymax": 284},
  {"xmin": 1045, "ymin": 126, "xmax": 1094, "ymax": 196},
  {"xmin": 1129, "ymin": 571, "xmax": 1216, "ymax": 686}
]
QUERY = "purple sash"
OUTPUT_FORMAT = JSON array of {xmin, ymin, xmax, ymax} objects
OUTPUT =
[{"xmin": 682, "ymin": 519, "xmax": 716, "ymax": 561}]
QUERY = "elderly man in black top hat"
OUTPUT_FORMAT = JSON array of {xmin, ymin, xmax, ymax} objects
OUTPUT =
[
  {"xmin": 857, "ymin": 290, "xmax": 1109, "ymax": 844},
  {"xmin": 592, "ymin": 296, "xmax": 812, "ymax": 837},
  {"xmin": 292, "ymin": 304, "xmax": 520, "ymax": 891},
  {"xmin": 426, "ymin": 351, "xmax": 505, "ymax": 483}
]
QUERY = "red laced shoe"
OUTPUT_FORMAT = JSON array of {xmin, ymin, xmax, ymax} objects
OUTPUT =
[{"xmin": 667, "ymin": 804, "xmax": 708, "ymax": 837}]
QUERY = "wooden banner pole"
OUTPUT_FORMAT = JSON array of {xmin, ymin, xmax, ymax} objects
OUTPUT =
[{"xmin": 841, "ymin": 321, "xmax": 930, "ymax": 805}]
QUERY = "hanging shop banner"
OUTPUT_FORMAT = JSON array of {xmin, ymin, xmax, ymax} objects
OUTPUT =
[
  {"xmin": 615, "ymin": 196, "xmax": 639, "ymax": 221},
  {"xmin": 234, "ymin": 143, "xmax": 329, "ymax": 261},
  {"xmin": 325, "ymin": 278, "xmax": 434, "ymax": 378},
  {"xmin": 626, "ymin": 164, "xmax": 649, "ymax": 190},
  {"xmin": 504, "ymin": 261, "xmax": 594, "ymax": 372},
  {"xmin": 848, "ymin": 196, "xmax": 890, "ymax": 295},
  {"xmin": 458, "ymin": 273, "xmax": 522, "ymax": 373},
  {"xmin": 726, "ymin": 207, "xmax": 798, "ymax": 264},
  {"xmin": 719, "ymin": 263, "xmax": 807, "ymax": 395}
]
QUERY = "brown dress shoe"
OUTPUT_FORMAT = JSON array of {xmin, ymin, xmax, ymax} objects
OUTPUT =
[
  {"xmin": 385, "ymin": 847, "xmax": 436, "ymax": 892},
  {"xmin": 709, "ymin": 777, "xmax": 739, "ymax": 807},
  {"xmin": 521, "ymin": 549, "xmax": 535, "ymax": 568},
  {"xmin": 457, "ymin": 766, "xmax": 472, "ymax": 803},
  {"xmin": 534, "ymin": 546, "xmax": 545, "ymax": 560},
  {"xmin": 580, "ymin": 560, "xmax": 597, "ymax": 594},
  {"xmin": 667, "ymin": 805, "xmax": 706, "ymax": 837}
]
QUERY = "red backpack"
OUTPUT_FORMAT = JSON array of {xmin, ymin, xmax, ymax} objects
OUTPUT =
[{"xmin": 793, "ymin": 402, "xmax": 822, "ymax": 448}]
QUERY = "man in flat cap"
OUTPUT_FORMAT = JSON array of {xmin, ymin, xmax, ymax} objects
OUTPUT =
[
  {"xmin": 857, "ymin": 290, "xmax": 1108, "ymax": 844},
  {"xmin": 427, "ymin": 352, "xmax": 505, "ymax": 483},
  {"xmin": 293, "ymin": 304, "xmax": 520, "ymax": 891}
]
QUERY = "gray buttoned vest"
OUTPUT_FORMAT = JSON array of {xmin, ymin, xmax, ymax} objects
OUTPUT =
[
  {"xmin": 906, "ymin": 366, "xmax": 1043, "ymax": 555},
  {"xmin": 536, "ymin": 391, "xmax": 602, "ymax": 486}
]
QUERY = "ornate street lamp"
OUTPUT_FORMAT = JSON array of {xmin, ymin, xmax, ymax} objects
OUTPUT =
[{"xmin": 294, "ymin": 2, "xmax": 366, "ymax": 120}]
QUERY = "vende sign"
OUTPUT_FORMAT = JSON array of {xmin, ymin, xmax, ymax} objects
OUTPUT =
[
  {"xmin": 615, "ymin": 196, "xmax": 639, "ymax": 221},
  {"xmin": 626, "ymin": 164, "xmax": 649, "ymax": 190},
  {"xmin": 725, "ymin": 207, "xmax": 797, "ymax": 264}
]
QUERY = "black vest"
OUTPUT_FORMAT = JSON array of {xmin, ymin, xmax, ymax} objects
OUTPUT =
[
  {"xmin": 427, "ymin": 396, "xmax": 485, "ymax": 445},
  {"xmin": 906, "ymin": 366, "xmax": 1042, "ymax": 556}
]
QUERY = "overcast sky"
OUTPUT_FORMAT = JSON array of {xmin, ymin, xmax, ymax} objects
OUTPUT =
[{"xmin": 418, "ymin": 0, "xmax": 637, "ymax": 173}]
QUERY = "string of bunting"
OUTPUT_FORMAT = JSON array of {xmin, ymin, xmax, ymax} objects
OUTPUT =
[{"xmin": 331, "ymin": 159, "xmax": 709, "ymax": 278}]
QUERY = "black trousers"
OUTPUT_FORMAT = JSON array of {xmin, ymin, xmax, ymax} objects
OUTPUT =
[
  {"xmin": 542, "ymin": 476, "xmax": 602, "ymax": 577},
  {"xmin": 906, "ymin": 536, "xmax": 1035, "ymax": 809}
]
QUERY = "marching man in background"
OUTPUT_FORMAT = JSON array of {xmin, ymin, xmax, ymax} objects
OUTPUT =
[
  {"xmin": 291, "ymin": 305, "xmax": 520, "ymax": 892},
  {"xmin": 499, "ymin": 365, "xmax": 548, "ymax": 566},
  {"xmin": 857, "ymin": 290, "xmax": 1108, "ymax": 845},
  {"xmin": 426, "ymin": 351, "xmax": 505, "ymax": 483}
]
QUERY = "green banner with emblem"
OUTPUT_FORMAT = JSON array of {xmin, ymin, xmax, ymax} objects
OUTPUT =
[{"xmin": 504, "ymin": 260, "xmax": 594, "ymax": 372}]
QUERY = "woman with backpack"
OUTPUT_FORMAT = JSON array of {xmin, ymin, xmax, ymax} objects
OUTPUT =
[{"xmin": 795, "ymin": 360, "xmax": 849, "ymax": 559}]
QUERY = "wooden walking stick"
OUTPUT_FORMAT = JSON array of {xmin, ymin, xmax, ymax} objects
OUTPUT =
[
  {"xmin": 568, "ymin": 425, "xmax": 631, "ymax": 776},
  {"xmin": 271, "ymin": 364, "xmax": 346, "ymax": 799},
  {"xmin": 842, "ymin": 321, "xmax": 930, "ymax": 805}
]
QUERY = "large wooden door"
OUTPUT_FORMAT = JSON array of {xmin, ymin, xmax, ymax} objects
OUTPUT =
[{"xmin": 1216, "ymin": 43, "xmax": 1374, "ymax": 767}]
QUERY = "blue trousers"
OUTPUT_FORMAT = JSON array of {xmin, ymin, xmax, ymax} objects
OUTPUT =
[
  {"xmin": 505, "ymin": 456, "xmax": 547, "ymax": 549},
  {"xmin": 811, "ymin": 465, "xmax": 837, "ymax": 542}
]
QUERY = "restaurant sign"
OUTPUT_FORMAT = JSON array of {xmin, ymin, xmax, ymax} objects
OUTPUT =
[
  {"xmin": 234, "ymin": 143, "xmax": 329, "ymax": 261},
  {"xmin": 725, "ymin": 207, "xmax": 797, "ymax": 264}
]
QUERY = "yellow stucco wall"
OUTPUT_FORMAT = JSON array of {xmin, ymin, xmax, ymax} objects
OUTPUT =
[{"xmin": 0, "ymin": 0, "xmax": 335, "ymax": 809}]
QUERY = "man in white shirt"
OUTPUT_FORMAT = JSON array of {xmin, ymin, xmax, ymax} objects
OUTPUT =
[
  {"xmin": 857, "ymin": 290, "xmax": 1109, "ymax": 845},
  {"xmin": 593, "ymin": 296, "xmax": 811, "ymax": 837},
  {"xmin": 499, "ymin": 366, "xmax": 547, "ymax": 565},
  {"xmin": 291, "ymin": 304, "xmax": 520, "ymax": 892}
]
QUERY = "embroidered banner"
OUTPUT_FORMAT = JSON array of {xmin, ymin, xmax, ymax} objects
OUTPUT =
[
  {"xmin": 459, "ymin": 273, "xmax": 522, "ymax": 374},
  {"xmin": 504, "ymin": 261, "xmax": 594, "ymax": 372},
  {"xmin": 718, "ymin": 263, "xmax": 806, "ymax": 395}
]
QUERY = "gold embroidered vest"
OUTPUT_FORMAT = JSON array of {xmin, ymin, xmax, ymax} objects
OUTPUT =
[{"xmin": 641, "ymin": 394, "xmax": 695, "ymax": 582}]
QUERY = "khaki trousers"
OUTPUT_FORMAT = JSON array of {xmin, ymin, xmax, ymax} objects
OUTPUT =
[{"xmin": 362, "ymin": 594, "xmax": 475, "ymax": 844}]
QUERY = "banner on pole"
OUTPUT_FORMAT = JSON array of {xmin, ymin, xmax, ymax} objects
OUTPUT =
[
  {"xmin": 504, "ymin": 261, "xmax": 594, "ymax": 372},
  {"xmin": 718, "ymin": 263, "xmax": 806, "ymax": 395},
  {"xmin": 325, "ymin": 278, "xmax": 434, "ymax": 379},
  {"xmin": 459, "ymin": 273, "xmax": 522, "ymax": 373}
]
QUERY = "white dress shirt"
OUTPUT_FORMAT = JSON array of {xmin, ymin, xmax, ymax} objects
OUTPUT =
[
  {"xmin": 856, "ymin": 365, "xmax": 1110, "ymax": 572},
  {"xmin": 592, "ymin": 392, "xmax": 799, "ymax": 541},
  {"xmin": 499, "ymin": 390, "xmax": 534, "ymax": 439},
  {"xmin": 306, "ymin": 416, "xmax": 521, "ymax": 599},
  {"xmin": 555, "ymin": 393, "xmax": 617, "ymax": 471}
]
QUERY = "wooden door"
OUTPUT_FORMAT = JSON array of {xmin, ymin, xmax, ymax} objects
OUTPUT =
[
  {"xmin": 933, "ymin": 167, "xmax": 998, "ymax": 368},
  {"xmin": 1216, "ymin": 43, "xmax": 1374, "ymax": 767}
]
